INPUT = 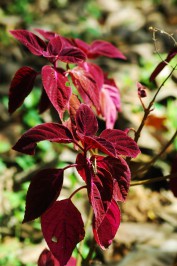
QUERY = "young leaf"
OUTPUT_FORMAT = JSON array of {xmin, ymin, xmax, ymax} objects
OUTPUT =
[
  {"xmin": 42, "ymin": 66, "xmax": 72, "ymax": 116},
  {"xmin": 8, "ymin": 66, "xmax": 37, "ymax": 113},
  {"xmin": 150, "ymin": 47, "xmax": 177, "ymax": 81},
  {"xmin": 100, "ymin": 129, "xmax": 140, "ymax": 158},
  {"xmin": 93, "ymin": 199, "xmax": 121, "ymax": 249},
  {"xmin": 41, "ymin": 199, "xmax": 85, "ymax": 266},
  {"xmin": 88, "ymin": 40, "xmax": 126, "ymax": 59},
  {"xmin": 82, "ymin": 135, "xmax": 116, "ymax": 157},
  {"xmin": 76, "ymin": 104, "xmax": 98, "ymax": 136},
  {"xmin": 10, "ymin": 29, "xmax": 46, "ymax": 56},
  {"xmin": 96, "ymin": 156, "xmax": 131, "ymax": 202},
  {"xmin": 23, "ymin": 168, "xmax": 64, "ymax": 223},
  {"xmin": 13, "ymin": 122, "xmax": 74, "ymax": 155},
  {"xmin": 38, "ymin": 248, "xmax": 60, "ymax": 266},
  {"xmin": 43, "ymin": 36, "xmax": 63, "ymax": 63},
  {"xmin": 69, "ymin": 66, "xmax": 100, "ymax": 109}
]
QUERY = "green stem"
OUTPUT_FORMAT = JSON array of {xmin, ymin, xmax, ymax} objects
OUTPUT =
[{"xmin": 76, "ymin": 207, "xmax": 93, "ymax": 266}]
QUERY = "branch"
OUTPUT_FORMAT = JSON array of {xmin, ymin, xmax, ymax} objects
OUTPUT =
[{"xmin": 131, "ymin": 172, "xmax": 177, "ymax": 187}]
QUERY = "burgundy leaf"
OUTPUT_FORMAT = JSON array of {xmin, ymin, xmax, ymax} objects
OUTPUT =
[
  {"xmin": 76, "ymin": 104, "xmax": 98, "ymax": 136},
  {"xmin": 23, "ymin": 168, "xmax": 64, "ymax": 223},
  {"xmin": 150, "ymin": 47, "xmax": 177, "ymax": 81},
  {"xmin": 76, "ymin": 153, "xmax": 92, "ymax": 182},
  {"xmin": 41, "ymin": 199, "xmax": 85, "ymax": 266},
  {"xmin": 10, "ymin": 29, "xmax": 46, "ymax": 56},
  {"xmin": 82, "ymin": 135, "xmax": 116, "ymax": 157},
  {"xmin": 39, "ymin": 88, "xmax": 51, "ymax": 114},
  {"xmin": 96, "ymin": 156, "xmax": 131, "ymax": 202},
  {"xmin": 35, "ymin": 28, "xmax": 57, "ymax": 40},
  {"xmin": 58, "ymin": 47, "xmax": 86, "ymax": 64},
  {"xmin": 137, "ymin": 82, "xmax": 147, "ymax": 98},
  {"xmin": 93, "ymin": 199, "xmax": 121, "ymax": 249},
  {"xmin": 43, "ymin": 36, "xmax": 63, "ymax": 63},
  {"xmin": 38, "ymin": 248, "xmax": 60, "ymax": 266},
  {"xmin": 13, "ymin": 122, "xmax": 74, "ymax": 155},
  {"xmin": 88, "ymin": 40, "xmax": 126, "ymax": 59},
  {"xmin": 69, "ymin": 66, "xmax": 100, "ymax": 108},
  {"xmin": 73, "ymin": 38, "xmax": 90, "ymax": 55},
  {"xmin": 42, "ymin": 66, "xmax": 71, "ymax": 116},
  {"xmin": 8, "ymin": 66, "xmax": 37, "ymax": 113},
  {"xmin": 81, "ymin": 62, "xmax": 104, "ymax": 91},
  {"xmin": 100, "ymin": 129, "xmax": 140, "ymax": 158}
]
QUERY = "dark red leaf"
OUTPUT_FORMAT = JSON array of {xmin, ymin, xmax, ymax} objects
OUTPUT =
[
  {"xmin": 41, "ymin": 199, "xmax": 85, "ymax": 266},
  {"xmin": 8, "ymin": 66, "xmax": 37, "ymax": 113},
  {"xmin": 88, "ymin": 40, "xmax": 126, "ymax": 59},
  {"xmin": 39, "ymin": 88, "xmax": 51, "ymax": 114},
  {"xmin": 150, "ymin": 47, "xmax": 177, "ymax": 81},
  {"xmin": 43, "ymin": 36, "xmax": 63, "ymax": 63},
  {"xmin": 81, "ymin": 62, "xmax": 104, "ymax": 91},
  {"xmin": 69, "ymin": 66, "xmax": 100, "ymax": 109},
  {"xmin": 100, "ymin": 129, "xmax": 140, "ymax": 158},
  {"xmin": 35, "ymin": 28, "xmax": 57, "ymax": 40},
  {"xmin": 10, "ymin": 29, "xmax": 46, "ymax": 56},
  {"xmin": 76, "ymin": 153, "xmax": 92, "ymax": 182},
  {"xmin": 58, "ymin": 47, "xmax": 86, "ymax": 64},
  {"xmin": 42, "ymin": 66, "xmax": 71, "ymax": 116},
  {"xmin": 13, "ymin": 122, "xmax": 74, "ymax": 155},
  {"xmin": 23, "ymin": 168, "xmax": 63, "ymax": 223},
  {"xmin": 82, "ymin": 135, "xmax": 116, "ymax": 157},
  {"xmin": 73, "ymin": 38, "xmax": 90, "ymax": 55},
  {"xmin": 38, "ymin": 248, "xmax": 60, "ymax": 266},
  {"xmin": 93, "ymin": 199, "xmax": 121, "ymax": 249},
  {"xmin": 76, "ymin": 104, "xmax": 98, "ymax": 136},
  {"xmin": 96, "ymin": 156, "xmax": 131, "ymax": 202}
]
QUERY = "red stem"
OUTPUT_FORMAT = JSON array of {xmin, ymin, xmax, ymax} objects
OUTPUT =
[{"xmin": 69, "ymin": 186, "xmax": 87, "ymax": 199}]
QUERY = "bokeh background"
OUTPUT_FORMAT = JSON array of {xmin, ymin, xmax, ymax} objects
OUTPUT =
[{"xmin": 0, "ymin": 0, "xmax": 177, "ymax": 265}]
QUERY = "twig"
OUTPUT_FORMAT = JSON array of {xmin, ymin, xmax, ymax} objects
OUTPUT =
[
  {"xmin": 131, "ymin": 172, "xmax": 177, "ymax": 187},
  {"xmin": 132, "ymin": 129, "xmax": 177, "ymax": 178}
]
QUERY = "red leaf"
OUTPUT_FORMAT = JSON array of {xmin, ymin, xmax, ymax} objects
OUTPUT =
[
  {"xmin": 96, "ymin": 156, "xmax": 131, "ymax": 202},
  {"xmin": 43, "ymin": 36, "xmax": 63, "ymax": 63},
  {"xmin": 8, "ymin": 66, "xmax": 37, "ymax": 113},
  {"xmin": 23, "ymin": 168, "xmax": 64, "ymax": 223},
  {"xmin": 100, "ymin": 129, "xmax": 140, "ymax": 158},
  {"xmin": 13, "ymin": 122, "xmax": 74, "ymax": 155},
  {"xmin": 76, "ymin": 153, "xmax": 92, "ymax": 182},
  {"xmin": 69, "ymin": 66, "xmax": 100, "ymax": 108},
  {"xmin": 10, "ymin": 29, "xmax": 46, "ymax": 56},
  {"xmin": 41, "ymin": 199, "xmax": 85, "ymax": 266},
  {"xmin": 42, "ymin": 66, "xmax": 72, "ymax": 116},
  {"xmin": 76, "ymin": 104, "xmax": 98, "ymax": 136},
  {"xmin": 35, "ymin": 28, "xmax": 57, "ymax": 40},
  {"xmin": 38, "ymin": 248, "xmax": 60, "ymax": 266},
  {"xmin": 39, "ymin": 88, "xmax": 51, "ymax": 114},
  {"xmin": 81, "ymin": 62, "xmax": 104, "ymax": 91},
  {"xmin": 93, "ymin": 199, "xmax": 121, "ymax": 249},
  {"xmin": 82, "ymin": 136, "xmax": 116, "ymax": 157},
  {"xmin": 88, "ymin": 40, "xmax": 126, "ymax": 59},
  {"xmin": 58, "ymin": 47, "xmax": 86, "ymax": 64},
  {"xmin": 150, "ymin": 47, "xmax": 177, "ymax": 81},
  {"xmin": 73, "ymin": 39, "xmax": 90, "ymax": 55}
]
